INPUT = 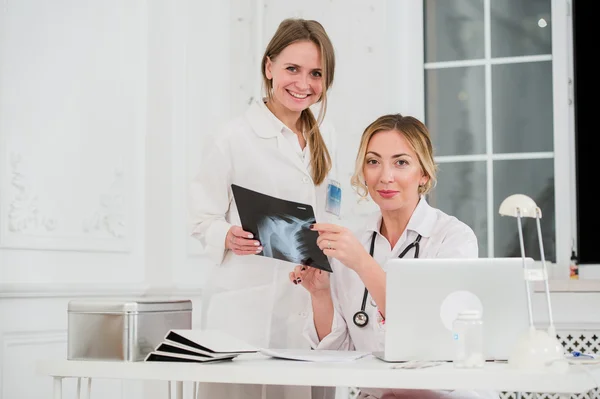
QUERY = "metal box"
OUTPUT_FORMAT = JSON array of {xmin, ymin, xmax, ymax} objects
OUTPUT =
[{"xmin": 67, "ymin": 299, "xmax": 192, "ymax": 361}]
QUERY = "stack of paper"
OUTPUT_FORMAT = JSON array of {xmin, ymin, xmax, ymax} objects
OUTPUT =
[
  {"xmin": 145, "ymin": 329, "xmax": 372, "ymax": 364},
  {"xmin": 145, "ymin": 329, "xmax": 259, "ymax": 363}
]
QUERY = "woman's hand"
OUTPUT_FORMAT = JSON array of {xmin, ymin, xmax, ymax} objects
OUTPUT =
[
  {"xmin": 311, "ymin": 223, "xmax": 370, "ymax": 272},
  {"xmin": 289, "ymin": 265, "xmax": 330, "ymax": 296},
  {"xmin": 225, "ymin": 226, "xmax": 262, "ymax": 255}
]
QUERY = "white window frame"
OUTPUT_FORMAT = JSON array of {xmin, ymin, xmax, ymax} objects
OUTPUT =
[{"xmin": 390, "ymin": 0, "xmax": 575, "ymax": 277}]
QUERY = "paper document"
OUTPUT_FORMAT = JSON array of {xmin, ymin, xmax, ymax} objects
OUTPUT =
[
  {"xmin": 231, "ymin": 184, "xmax": 332, "ymax": 272},
  {"xmin": 259, "ymin": 348, "xmax": 370, "ymax": 362}
]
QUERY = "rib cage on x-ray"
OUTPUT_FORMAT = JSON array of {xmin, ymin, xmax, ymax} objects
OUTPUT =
[{"xmin": 257, "ymin": 214, "xmax": 312, "ymax": 264}]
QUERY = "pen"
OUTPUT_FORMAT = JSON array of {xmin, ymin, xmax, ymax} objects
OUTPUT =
[{"xmin": 571, "ymin": 351, "xmax": 597, "ymax": 359}]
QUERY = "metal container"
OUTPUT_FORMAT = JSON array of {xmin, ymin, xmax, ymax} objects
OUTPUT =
[{"xmin": 67, "ymin": 299, "xmax": 192, "ymax": 361}]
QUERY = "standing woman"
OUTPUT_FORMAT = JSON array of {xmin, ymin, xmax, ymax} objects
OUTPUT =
[{"xmin": 189, "ymin": 18, "xmax": 340, "ymax": 398}]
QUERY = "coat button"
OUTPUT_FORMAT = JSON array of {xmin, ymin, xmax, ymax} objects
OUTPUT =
[{"xmin": 302, "ymin": 176, "xmax": 310, "ymax": 183}]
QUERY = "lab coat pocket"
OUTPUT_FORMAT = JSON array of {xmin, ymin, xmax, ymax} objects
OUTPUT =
[{"xmin": 205, "ymin": 284, "xmax": 273, "ymax": 347}]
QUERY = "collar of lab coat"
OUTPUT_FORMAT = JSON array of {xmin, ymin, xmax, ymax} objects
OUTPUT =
[
  {"xmin": 245, "ymin": 99, "xmax": 312, "ymax": 177},
  {"xmin": 245, "ymin": 99, "xmax": 294, "ymax": 138},
  {"xmin": 364, "ymin": 196, "xmax": 437, "ymax": 239}
]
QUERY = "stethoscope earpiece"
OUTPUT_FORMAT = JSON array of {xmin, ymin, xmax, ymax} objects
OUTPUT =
[{"xmin": 352, "ymin": 232, "xmax": 422, "ymax": 328}]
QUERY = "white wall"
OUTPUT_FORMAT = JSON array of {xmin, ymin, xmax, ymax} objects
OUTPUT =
[{"xmin": 0, "ymin": 1, "xmax": 598, "ymax": 399}]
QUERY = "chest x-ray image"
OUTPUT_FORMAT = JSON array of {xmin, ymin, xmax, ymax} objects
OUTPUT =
[{"xmin": 231, "ymin": 184, "xmax": 332, "ymax": 272}]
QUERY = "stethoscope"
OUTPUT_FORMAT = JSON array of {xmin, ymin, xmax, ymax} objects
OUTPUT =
[{"xmin": 352, "ymin": 231, "xmax": 422, "ymax": 328}]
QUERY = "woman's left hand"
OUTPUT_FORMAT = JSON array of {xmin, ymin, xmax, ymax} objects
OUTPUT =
[{"xmin": 311, "ymin": 223, "xmax": 369, "ymax": 272}]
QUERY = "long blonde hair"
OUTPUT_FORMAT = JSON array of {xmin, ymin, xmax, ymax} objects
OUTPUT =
[
  {"xmin": 261, "ymin": 18, "xmax": 335, "ymax": 185},
  {"xmin": 351, "ymin": 114, "xmax": 438, "ymax": 199}
]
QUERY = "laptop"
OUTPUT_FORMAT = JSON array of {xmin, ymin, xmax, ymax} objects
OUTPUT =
[{"xmin": 374, "ymin": 257, "xmax": 532, "ymax": 363}]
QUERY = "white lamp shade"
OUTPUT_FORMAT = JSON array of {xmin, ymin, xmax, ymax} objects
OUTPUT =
[{"xmin": 498, "ymin": 194, "xmax": 541, "ymax": 218}]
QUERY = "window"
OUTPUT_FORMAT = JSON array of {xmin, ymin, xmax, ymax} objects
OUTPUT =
[{"xmin": 423, "ymin": 0, "xmax": 574, "ymax": 267}]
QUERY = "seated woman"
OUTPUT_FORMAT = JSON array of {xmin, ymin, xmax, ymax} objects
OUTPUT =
[{"xmin": 290, "ymin": 114, "xmax": 495, "ymax": 399}]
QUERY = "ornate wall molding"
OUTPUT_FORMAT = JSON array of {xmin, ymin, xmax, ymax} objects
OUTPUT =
[
  {"xmin": 1, "ymin": 155, "xmax": 131, "ymax": 252},
  {"xmin": 83, "ymin": 168, "xmax": 126, "ymax": 238},
  {"xmin": 8, "ymin": 153, "xmax": 58, "ymax": 234}
]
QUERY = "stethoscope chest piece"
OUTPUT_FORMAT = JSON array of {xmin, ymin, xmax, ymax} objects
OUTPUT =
[
  {"xmin": 353, "ymin": 232, "xmax": 422, "ymax": 328},
  {"xmin": 353, "ymin": 310, "xmax": 369, "ymax": 328}
]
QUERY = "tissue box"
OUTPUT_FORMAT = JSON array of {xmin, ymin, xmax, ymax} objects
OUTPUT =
[{"xmin": 67, "ymin": 299, "xmax": 192, "ymax": 361}]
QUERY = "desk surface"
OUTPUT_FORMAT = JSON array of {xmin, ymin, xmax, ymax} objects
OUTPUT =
[{"xmin": 38, "ymin": 354, "xmax": 600, "ymax": 394}]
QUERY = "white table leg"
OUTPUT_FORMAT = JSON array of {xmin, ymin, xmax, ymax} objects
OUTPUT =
[
  {"xmin": 76, "ymin": 377, "xmax": 93, "ymax": 399},
  {"xmin": 175, "ymin": 381, "xmax": 183, "ymax": 399},
  {"xmin": 53, "ymin": 377, "xmax": 62, "ymax": 399}
]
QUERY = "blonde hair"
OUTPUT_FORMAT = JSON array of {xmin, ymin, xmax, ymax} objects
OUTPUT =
[
  {"xmin": 261, "ymin": 18, "xmax": 335, "ymax": 186},
  {"xmin": 351, "ymin": 114, "xmax": 438, "ymax": 199}
]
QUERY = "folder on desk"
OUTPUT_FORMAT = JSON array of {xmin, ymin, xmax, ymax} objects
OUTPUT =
[
  {"xmin": 144, "ymin": 329, "xmax": 259, "ymax": 363},
  {"xmin": 145, "ymin": 351, "xmax": 237, "ymax": 363}
]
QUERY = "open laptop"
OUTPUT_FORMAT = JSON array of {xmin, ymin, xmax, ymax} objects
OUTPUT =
[{"xmin": 374, "ymin": 257, "xmax": 533, "ymax": 363}]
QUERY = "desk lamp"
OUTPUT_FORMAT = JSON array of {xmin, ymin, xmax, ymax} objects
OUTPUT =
[{"xmin": 498, "ymin": 194, "xmax": 566, "ymax": 370}]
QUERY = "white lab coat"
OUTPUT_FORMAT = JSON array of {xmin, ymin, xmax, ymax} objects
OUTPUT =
[
  {"xmin": 189, "ymin": 99, "xmax": 340, "ymax": 399},
  {"xmin": 304, "ymin": 198, "xmax": 496, "ymax": 399}
]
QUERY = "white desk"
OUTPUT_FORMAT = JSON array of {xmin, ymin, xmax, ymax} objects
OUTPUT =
[{"xmin": 38, "ymin": 354, "xmax": 600, "ymax": 399}]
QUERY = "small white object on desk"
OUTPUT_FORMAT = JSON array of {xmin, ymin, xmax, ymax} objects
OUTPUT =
[
  {"xmin": 508, "ymin": 326, "xmax": 567, "ymax": 371},
  {"xmin": 391, "ymin": 361, "xmax": 444, "ymax": 369},
  {"xmin": 259, "ymin": 348, "xmax": 370, "ymax": 362},
  {"xmin": 452, "ymin": 310, "xmax": 484, "ymax": 369}
]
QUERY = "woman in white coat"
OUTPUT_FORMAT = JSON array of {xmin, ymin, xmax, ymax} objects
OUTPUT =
[
  {"xmin": 291, "ymin": 114, "xmax": 496, "ymax": 399},
  {"xmin": 189, "ymin": 18, "xmax": 339, "ymax": 399}
]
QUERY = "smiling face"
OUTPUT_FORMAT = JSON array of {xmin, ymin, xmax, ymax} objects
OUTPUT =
[
  {"xmin": 363, "ymin": 129, "xmax": 429, "ymax": 213},
  {"xmin": 265, "ymin": 40, "xmax": 323, "ymax": 115}
]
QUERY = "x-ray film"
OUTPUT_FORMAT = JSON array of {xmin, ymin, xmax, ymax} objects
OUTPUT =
[{"xmin": 231, "ymin": 184, "xmax": 332, "ymax": 273}]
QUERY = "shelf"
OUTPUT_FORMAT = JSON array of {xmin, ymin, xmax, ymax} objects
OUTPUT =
[{"xmin": 533, "ymin": 279, "xmax": 600, "ymax": 292}]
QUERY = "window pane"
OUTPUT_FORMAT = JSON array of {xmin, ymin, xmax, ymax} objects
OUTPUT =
[
  {"xmin": 426, "ymin": 66, "xmax": 486, "ymax": 156},
  {"xmin": 428, "ymin": 161, "xmax": 488, "ymax": 257},
  {"xmin": 492, "ymin": 61, "xmax": 553, "ymax": 154},
  {"xmin": 493, "ymin": 159, "xmax": 555, "ymax": 262},
  {"xmin": 491, "ymin": 0, "xmax": 552, "ymax": 58},
  {"xmin": 424, "ymin": 0, "xmax": 485, "ymax": 63}
]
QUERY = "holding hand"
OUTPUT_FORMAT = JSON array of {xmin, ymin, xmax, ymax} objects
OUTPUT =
[
  {"xmin": 225, "ymin": 226, "xmax": 262, "ymax": 255},
  {"xmin": 289, "ymin": 265, "xmax": 330, "ymax": 296},
  {"xmin": 311, "ymin": 223, "xmax": 370, "ymax": 272}
]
